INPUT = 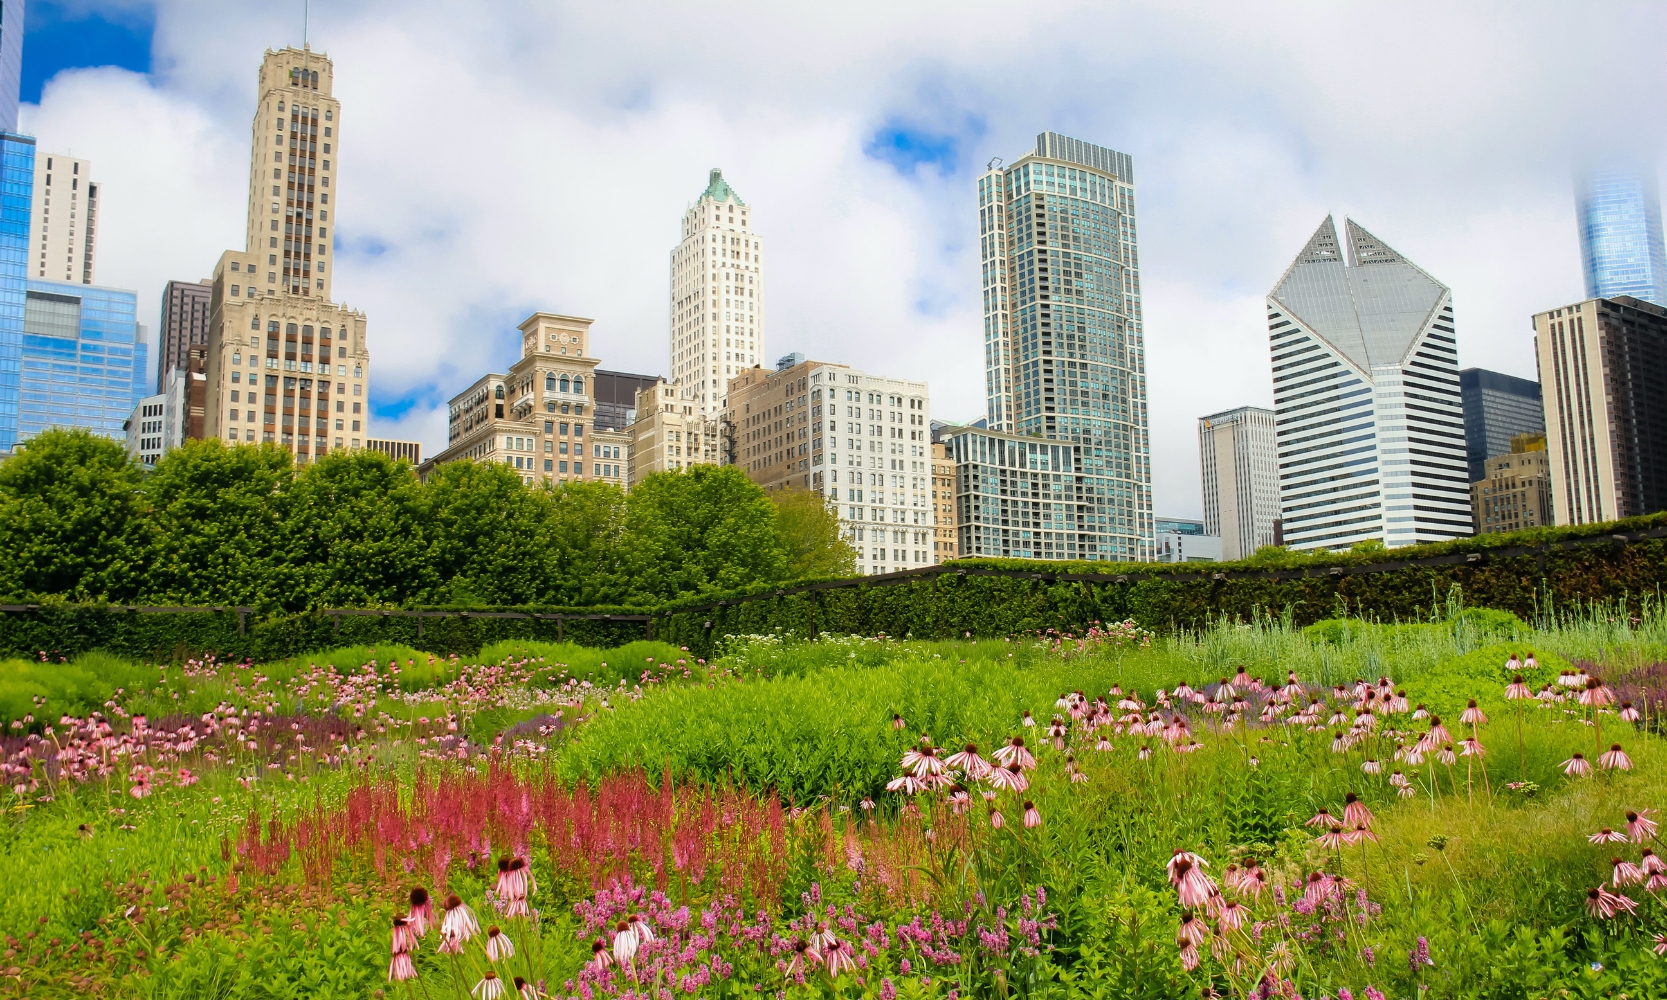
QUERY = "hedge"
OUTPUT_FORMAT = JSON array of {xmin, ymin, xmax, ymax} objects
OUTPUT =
[{"xmin": 3, "ymin": 513, "xmax": 1665, "ymax": 663}]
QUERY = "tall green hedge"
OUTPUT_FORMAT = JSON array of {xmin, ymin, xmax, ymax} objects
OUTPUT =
[{"xmin": 2, "ymin": 513, "xmax": 1663, "ymax": 663}]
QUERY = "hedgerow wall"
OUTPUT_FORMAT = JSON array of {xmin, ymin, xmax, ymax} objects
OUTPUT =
[{"xmin": 3, "ymin": 514, "xmax": 1664, "ymax": 662}]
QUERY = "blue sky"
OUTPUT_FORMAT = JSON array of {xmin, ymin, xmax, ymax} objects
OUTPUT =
[
  {"xmin": 18, "ymin": 1, "xmax": 1667, "ymax": 518},
  {"xmin": 21, "ymin": 1, "xmax": 153, "ymax": 103}
]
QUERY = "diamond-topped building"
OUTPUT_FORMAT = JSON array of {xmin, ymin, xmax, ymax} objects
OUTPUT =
[
  {"xmin": 960, "ymin": 132, "xmax": 1151, "ymax": 562},
  {"xmin": 1267, "ymin": 216, "xmax": 1471, "ymax": 550}
]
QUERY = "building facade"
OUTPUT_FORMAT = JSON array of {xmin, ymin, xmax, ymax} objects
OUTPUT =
[
  {"xmin": 16, "ymin": 279, "xmax": 145, "ymax": 444},
  {"xmin": 1533, "ymin": 296, "xmax": 1667, "ymax": 524},
  {"xmin": 1458, "ymin": 367, "xmax": 1543, "ymax": 483},
  {"xmin": 591, "ymin": 369, "xmax": 661, "ymax": 432},
  {"xmin": 1154, "ymin": 517, "xmax": 1223, "ymax": 563},
  {"xmin": 124, "ymin": 393, "xmax": 166, "ymax": 467},
  {"xmin": 1576, "ymin": 168, "xmax": 1667, "ymax": 307},
  {"xmin": 1472, "ymin": 435, "xmax": 1553, "ymax": 534},
  {"xmin": 1268, "ymin": 216, "xmax": 1471, "ymax": 550},
  {"xmin": 426, "ymin": 312, "xmax": 615, "ymax": 486},
  {"xmin": 203, "ymin": 46, "xmax": 371, "ymax": 462},
  {"xmin": 156, "ymin": 280, "xmax": 212, "ymax": 394},
  {"xmin": 930, "ymin": 440, "xmax": 957, "ymax": 562},
  {"xmin": 1197, "ymin": 405, "xmax": 1278, "ymax": 560},
  {"xmin": 946, "ymin": 424, "xmax": 1133, "ymax": 563},
  {"xmin": 28, "ymin": 154, "xmax": 96, "ymax": 284},
  {"xmin": 727, "ymin": 358, "xmax": 932, "ymax": 576},
  {"xmin": 670, "ymin": 169, "xmax": 762, "ymax": 415},
  {"xmin": 365, "ymin": 438, "xmax": 420, "ymax": 464},
  {"xmin": 0, "ymin": 1, "xmax": 21, "ymax": 134},
  {"xmin": 626, "ymin": 379, "xmax": 718, "ymax": 487},
  {"xmin": 975, "ymin": 132, "xmax": 1152, "ymax": 560},
  {"xmin": 0, "ymin": 128, "xmax": 33, "ymax": 450}
]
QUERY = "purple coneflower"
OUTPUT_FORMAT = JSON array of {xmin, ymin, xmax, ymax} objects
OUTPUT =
[
  {"xmin": 1589, "ymin": 827, "xmax": 1630, "ymax": 845},
  {"xmin": 1504, "ymin": 676, "xmax": 1532, "ymax": 700},
  {"xmin": 408, "ymin": 887, "xmax": 433, "ymax": 936},
  {"xmin": 588, "ymin": 938, "xmax": 614, "ymax": 970},
  {"xmin": 1343, "ymin": 793, "xmax": 1374, "ymax": 829},
  {"xmin": 822, "ymin": 939, "xmax": 857, "ymax": 977},
  {"xmin": 1563, "ymin": 753, "xmax": 1593, "ymax": 777},
  {"xmin": 473, "ymin": 972, "xmax": 507, "ymax": 999},
  {"xmin": 1460, "ymin": 700, "xmax": 1487, "ymax": 726},
  {"xmin": 1629, "ymin": 809, "xmax": 1659, "ymax": 843},
  {"xmin": 388, "ymin": 951, "xmax": 417, "ymax": 982},
  {"xmin": 440, "ymin": 895, "xmax": 479, "ymax": 952},
  {"xmin": 987, "ymin": 762, "xmax": 1029, "ymax": 793},
  {"xmin": 1023, "ymin": 801, "xmax": 1042, "ymax": 828},
  {"xmin": 1599, "ymin": 744, "xmax": 1633, "ymax": 771},
  {"xmin": 1167, "ymin": 850, "xmax": 1213, "ymax": 908},
  {"xmin": 945, "ymin": 743, "xmax": 991, "ymax": 778},
  {"xmin": 391, "ymin": 916, "xmax": 419, "ymax": 956},
  {"xmin": 1612, "ymin": 858, "xmax": 1646, "ymax": 888},
  {"xmin": 611, "ymin": 919, "xmax": 638, "ymax": 964},
  {"xmin": 485, "ymin": 926, "xmax": 515, "ymax": 961}
]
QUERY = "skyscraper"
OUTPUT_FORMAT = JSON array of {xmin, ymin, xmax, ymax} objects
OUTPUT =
[
  {"xmin": 0, "ymin": 0, "xmax": 27, "ymax": 450},
  {"xmin": 1458, "ymin": 368, "xmax": 1543, "ymax": 482},
  {"xmin": 1197, "ymin": 405, "xmax": 1278, "ymax": 560},
  {"xmin": 1267, "ymin": 216, "xmax": 1471, "ymax": 550},
  {"xmin": 0, "ymin": 0, "xmax": 21, "ymax": 134},
  {"xmin": 670, "ymin": 169, "xmax": 762, "ymax": 415},
  {"xmin": 28, "ymin": 154, "xmax": 97, "ymax": 284},
  {"xmin": 1533, "ymin": 296, "xmax": 1667, "ymax": 525},
  {"xmin": 157, "ymin": 280, "xmax": 212, "ymax": 394},
  {"xmin": 16, "ymin": 279, "xmax": 145, "ymax": 443},
  {"xmin": 975, "ymin": 132, "xmax": 1150, "ymax": 560},
  {"xmin": 203, "ymin": 46, "xmax": 372, "ymax": 461},
  {"xmin": 1576, "ymin": 168, "xmax": 1667, "ymax": 307}
]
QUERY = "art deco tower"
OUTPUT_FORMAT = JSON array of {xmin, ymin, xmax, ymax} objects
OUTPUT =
[
  {"xmin": 1267, "ymin": 216, "xmax": 1471, "ymax": 549},
  {"xmin": 669, "ymin": 169, "xmax": 763, "ymax": 415},
  {"xmin": 203, "ymin": 46, "xmax": 371, "ymax": 461}
]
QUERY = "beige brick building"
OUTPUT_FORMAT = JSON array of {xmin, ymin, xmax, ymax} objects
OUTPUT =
[
  {"xmin": 727, "ymin": 358, "xmax": 932, "ymax": 576},
  {"xmin": 29, "ymin": 153, "xmax": 97, "ymax": 284},
  {"xmin": 204, "ymin": 46, "xmax": 371, "ymax": 461},
  {"xmin": 931, "ymin": 440, "xmax": 957, "ymax": 562},
  {"xmin": 627, "ymin": 379, "xmax": 719, "ymax": 488},
  {"xmin": 423, "ymin": 313, "xmax": 618, "ymax": 487},
  {"xmin": 1471, "ymin": 433, "xmax": 1553, "ymax": 535}
]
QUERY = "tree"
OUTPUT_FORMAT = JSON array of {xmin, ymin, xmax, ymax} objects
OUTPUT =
[
  {"xmin": 0, "ymin": 428, "xmax": 144, "ymax": 599},
  {"xmin": 129, "ymin": 439, "xmax": 296, "ymax": 607},
  {"xmin": 770, "ymin": 487, "xmax": 857, "ymax": 580},
  {"xmin": 285, "ymin": 449, "xmax": 433, "ymax": 609},
  {"xmin": 616, "ymin": 465, "xmax": 788, "ymax": 603},
  {"xmin": 420, "ymin": 460, "xmax": 553, "ymax": 605},
  {"xmin": 540, "ymin": 481, "xmax": 628, "ymax": 605}
]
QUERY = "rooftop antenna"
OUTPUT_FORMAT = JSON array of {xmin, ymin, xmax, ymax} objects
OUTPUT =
[{"xmin": 303, "ymin": 0, "xmax": 310, "ymax": 50}]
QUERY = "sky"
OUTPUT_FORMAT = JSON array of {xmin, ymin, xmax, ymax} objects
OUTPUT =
[{"xmin": 17, "ymin": 0, "xmax": 1667, "ymax": 519}]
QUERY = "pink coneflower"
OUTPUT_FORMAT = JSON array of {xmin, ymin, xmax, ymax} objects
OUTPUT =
[
  {"xmin": 1620, "ymin": 701, "xmax": 1641, "ymax": 722},
  {"xmin": 1351, "ymin": 822, "xmax": 1379, "ymax": 845},
  {"xmin": 885, "ymin": 774, "xmax": 928, "ymax": 795},
  {"xmin": 1589, "ymin": 827, "xmax": 1630, "ymax": 845},
  {"xmin": 1317, "ymin": 825, "xmax": 1349, "ymax": 850},
  {"xmin": 1167, "ymin": 850, "xmax": 1214, "ymax": 908},
  {"xmin": 588, "ymin": 938, "xmax": 614, "ymax": 970},
  {"xmin": 440, "ymin": 895, "xmax": 479, "ymax": 952},
  {"xmin": 987, "ymin": 762, "xmax": 1030, "ymax": 793},
  {"xmin": 484, "ymin": 926, "xmax": 515, "ymax": 961},
  {"xmin": 908, "ymin": 746, "xmax": 946, "ymax": 778},
  {"xmin": 1176, "ymin": 912, "xmax": 1209, "ymax": 946},
  {"xmin": 1612, "ymin": 858, "xmax": 1646, "ymax": 888},
  {"xmin": 1138, "ymin": 744, "xmax": 1154, "ymax": 760},
  {"xmin": 1459, "ymin": 738, "xmax": 1486, "ymax": 758},
  {"xmin": 473, "ymin": 972, "xmax": 507, "ymax": 999},
  {"xmin": 1563, "ymin": 753, "xmax": 1593, "ymax": 777},
  {"xmin": 1343, "ymin": 793, "xmax": 1374, "ymax": 828},
  {"xmin": 1655, "ymin": 933, "xmax": 1667, "ymax": 957},
  {"xmin": 1178, "ymin": 941, "xmax": 1200, "ymax": 971},
  {"xmin": 1641, "ymin": 849, "xmax": 1666, "ymax": 875},
  {"xmin": 1586, "ymin": 886, "xmax": 1638, "ymax": 919},
  {"xmin": 946, "ymin": 743, "xmax": 992, "ymax": 778},
  {"xmin": 822, "ymin": 939, "xmax": 857, "ymax": 977},
  {"xmin": 515, "ymin": 976, "xmax": 537, "ymax": 1000},
  {"xmin": 391, "ymin": 916, "xmax": 419, "ymax": 956},
  {"xmin": 1094, "ymin": 735, "xmax": 1113, "ymax": 752},
  {"xmin": 1305, "ymin": 807, "xmax": 1336, "ymax": 829},
  {"xmin": 1238, "ymin": 863, "xmax": 1267, "ymax": 901},
  {"xmin": 1627, "ymin": 809, "xmax": 1659, "ymax": 842},
  {"xmin": 1020, "ymin": 710, "xmax": 1036, "ymax": 728},
  {"xmin": 1600, "ymin": 744, "xmax": 1633, "ymax": 771},
  {"xmin": 1504, "ymin": 675, "xmax": 1532, "ymax": 700},
  {"xmin": 408, "ymin": 887, "xmax": 433, "ymax": 936},
  {"xmin": 1581, "ymin": 678, "xmax": 1616, "ymax": 708},
  {"xmin": 989, "ymin": 808, "xmax": 1005, "ymax": 829},
  {"xmin": 892, "ymin": 713, "xmax": 906, "ymax": 730},
  {"xmin": 1437, "ymin": 744, "xmax": 1458, "ymax": 766},
  {"xmin": 945, "ymin": 786, "xmax": 971, "ymax": 813},
  {"xmin": 784, "ymin": 938, "xmax": 822, "ymax": 976},
  {"xmin": 388, "ymin": 951, "xmax": 417, "ymax": 982},
  {"xmin": 1217, "ymin": 898, "xmax": 1248, "ymax": 932},
  {"xmin": 175, "ymin": 768, "xmax": 199, "ymax": 787},
  {"xmin": 993, "ymin": 736, "xmax": 1037, "ymax": 769},
  {"xmin": 1460, "ymin": 700, "xmax": 1488, "ymax": 726},
  {"xmin": 628, "ymin": 913, "xmax": 655, "ymax": 947},
  {"xmin": 1023, "ymin": 801, "xmax": 1042, "ymax": 828},
  {"xmin": 611, "ymin": 919, "xmax": 638, "ymax": 964},
  {"xmin": 1361, "ymin": 758, "xmax": 1382, "ymax": 775}
]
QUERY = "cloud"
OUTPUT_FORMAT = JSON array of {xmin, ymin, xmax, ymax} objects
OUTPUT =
[{"xmin": 21, "ymin": 0, "xmax": 1667, "ymax": 521}]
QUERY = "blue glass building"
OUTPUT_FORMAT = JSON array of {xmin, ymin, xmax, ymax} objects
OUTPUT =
[
  {"xmin": 1576, "ymin": 169, "xmax": 1667, "ymax": 307},
  {"xmin": 16, "ymin": 278, "xmax": 143, "ymax": 443},
  {"xmin": 0, "ymin": 129, "xmax": 31, "ymax": 449},
  {"xmin": 0, "ymin": 1, "xmax": 22, "ymax": 134}
]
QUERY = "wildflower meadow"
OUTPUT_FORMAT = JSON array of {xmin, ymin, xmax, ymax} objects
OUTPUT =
[{"xmin": 5, "ymin": 594, "xmax": 1667, "ymax": 998}]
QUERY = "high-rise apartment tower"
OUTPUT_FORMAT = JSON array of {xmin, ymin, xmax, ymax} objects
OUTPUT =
[
  {"xmin": 1458, "ymin": 368, "xmax": 1543, "ymax": 482},
  {"xmin": 975, "ymin": 132, "xmax": 1150, "ymax": 560},
  {"xmin": 670, "ymin": 169, "xmax": 762, "ymax": 415},
  {"xmin": 1268, "ymin": 216, "xmax": 1471, "ymax": 550},
  {"xmin": 1197, "ymin": 405, "xmax": 1278, "ymax": 561},
  {"xmin": 203, "ymin": 46, "xmax": 371, "ymax": 461},
  {"xmin": 28, "ymin": 154, "xmax": 97, "ymax": 284},
  {"xmin": 1533, "ymin": 296, "xmax": 1667, "ymax": 524},
  {"xmin": 157, "ymin": 280, "xmax": 212, "ymax": 394},
  {"xmin": 1576, "ymin": 168, "xmax": 1667, "ymax": 307}
]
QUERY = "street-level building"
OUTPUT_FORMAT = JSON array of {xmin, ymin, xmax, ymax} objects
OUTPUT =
[
  {"xmin": 1533, "ymin": 296, "xmax": 1667, "ymax": 524},
  {"xmin": 726, "ymin": 357, "xmax": 932, "ymax": 576},
  {"xmin": 1154, "ymin": 517, "xmax": 1223, "ymax": 563},
  {"xmin": 626, "ymin": 379, "xmax": 718, "ymax": 488}
]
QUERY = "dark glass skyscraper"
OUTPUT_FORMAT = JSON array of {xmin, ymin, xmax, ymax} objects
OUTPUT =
[
  {"xmin": 1576, "ymin": 169, "xmax": 1667, "ymax": 307},
  {"xmin": 1458, "ymin": 368, "xmax": 1543, "ymax": 482}
]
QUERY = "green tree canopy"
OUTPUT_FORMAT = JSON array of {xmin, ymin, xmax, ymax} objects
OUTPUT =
[
  {"xmin": 618, "ymin": 465, "xmax": 788, "ymax": 603},
  {"xmin": 0, "ymin": 429, "xmax": 145, "ymax": 599},
  {"xmin": 770, "ymin": 487, "xmax": 857, "ymax": 580}
]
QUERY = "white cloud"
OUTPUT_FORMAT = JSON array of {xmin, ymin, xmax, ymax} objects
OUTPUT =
[{"xmin": 21, "ymin": 0, "xmax": 1667, "ymax": 524}]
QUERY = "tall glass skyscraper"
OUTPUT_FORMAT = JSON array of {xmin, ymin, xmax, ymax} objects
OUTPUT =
[
  {"xmin": 17, "ymin": 279, "xmax": 144, "ymax": 443},
  {"xmin": 974, "ymin": 132, "xmax": 1151, "ymax": 560},
  {"xmin": 0, "ymin": 129, "xmax": 31, "ymax": 449},
  {"xmin": 1576, "ymin": 168, "xmax": 1667, "ymax": 307}
]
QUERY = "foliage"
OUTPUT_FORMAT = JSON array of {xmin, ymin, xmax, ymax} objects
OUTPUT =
[
  {"xmin": 771, "ymin": 487, "xmax": 858, "ymax": 580},
  {"xmin": 0, "ymin": 428, "xmax": 145, "ymax": 599},
  {"xmin": 613, "ymin": 465, "xmax": 789, "ymax": 604}
]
